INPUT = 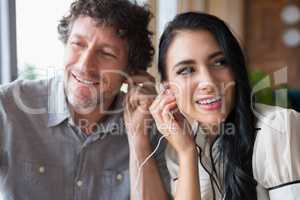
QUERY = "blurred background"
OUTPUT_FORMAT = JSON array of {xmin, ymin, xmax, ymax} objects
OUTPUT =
[{"xmin": 0, "ymin": 0, "xmax": 299, "ymax": 111}]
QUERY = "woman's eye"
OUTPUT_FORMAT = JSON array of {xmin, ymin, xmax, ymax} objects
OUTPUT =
[
  {"xmin": 212, "ymin": 58, "xmax": 228, "ymax": 68},
  {"xmin": 176, "ymin": 66, "xmax": 195, "ymax": 75}
]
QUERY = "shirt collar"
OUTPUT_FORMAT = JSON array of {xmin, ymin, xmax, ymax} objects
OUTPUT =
[
  {"xmin": 47, "ymin": 74, "xmax": 70, "ymax": 127},
  {"xmin": 91, "ymin": 92, "xmax": 125, "ymax": 134}
]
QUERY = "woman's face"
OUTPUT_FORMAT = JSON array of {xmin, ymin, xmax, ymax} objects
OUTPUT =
[{"xmin": 165, "ymin": 30, "xmax": 235, "ymax": 127}]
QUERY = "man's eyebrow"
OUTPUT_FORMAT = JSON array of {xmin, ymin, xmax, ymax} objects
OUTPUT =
[
  {"xmin": 70, "ymin": 34, "xmax": 119, "ymax": 52},
  {"xmin": 100, "ymin": 44, "xmax": 118, "ymax": 51},
  {"xmin": 173, "ymin": 59, "xmax": 196, "ymax": 70},
  {"xmin": 70, "ymin": 34, "xmax": 83, "ymax": 39}
]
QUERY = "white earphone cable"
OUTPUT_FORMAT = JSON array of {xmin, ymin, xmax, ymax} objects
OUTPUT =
[{"xmin": 133, "ymin": 134, "xmax": 166, "ymax": 199}]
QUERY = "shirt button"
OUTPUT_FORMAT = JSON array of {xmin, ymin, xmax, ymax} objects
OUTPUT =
[
  {"xmin": 77, "ymin": 180, "xmax": 83, "ymax": 187},
  {"xmin": 116, "ymin": 173, "xmax": 123, "ymax": 182},
  {"xmin": 38, "ymin": 166, "xmax": 45, "ymax": 174}
]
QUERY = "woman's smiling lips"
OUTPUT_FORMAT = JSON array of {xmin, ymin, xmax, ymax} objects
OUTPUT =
[{"xmin": 195, "ymin": 95, "xmax": 222, "ymax": 110}]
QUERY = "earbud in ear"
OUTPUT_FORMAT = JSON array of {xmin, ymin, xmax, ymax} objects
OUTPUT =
[{"xmin": 120, "ymin": 83, "xmax": 129, "ymax": 93}]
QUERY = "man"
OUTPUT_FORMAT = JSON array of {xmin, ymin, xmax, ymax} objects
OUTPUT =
[{"xmin": 0, "ymin": 0, "xmax": 169, "ymax": 199}]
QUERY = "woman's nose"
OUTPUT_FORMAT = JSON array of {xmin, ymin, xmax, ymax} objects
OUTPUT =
[
  {"xmin": 197, "ymin": 81, "xmax": 215, "ymax": 93},
  {"xmin": 196, "ymin": 67, "xmax": 217, "ymax": 93}
]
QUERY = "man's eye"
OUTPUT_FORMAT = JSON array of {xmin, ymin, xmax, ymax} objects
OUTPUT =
[
  {"xmin": 102, "ymin": 52, "xmax": 116, "ymax": 58},
  {"xmin": 97, "ymin": 49, "xmax": 116, "ymax": 59},
  {"xmin": 212, "ymin": 58, "xmax": 228, "ymax": 68},
  {"xmin": 71, "ymin": 42, "xmax": 83, "ymax": 48},
  {"xmin": 176, "ymin": 66, "xmax": 195, "ymax": 75}
]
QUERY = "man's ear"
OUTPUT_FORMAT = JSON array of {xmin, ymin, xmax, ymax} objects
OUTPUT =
[{"xmin": 119, "ymin": 67, "xmax": 131, "ymax": 93}]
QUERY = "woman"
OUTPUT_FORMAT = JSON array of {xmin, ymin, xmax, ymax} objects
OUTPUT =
[{"xmin": 149, "ymin": 12, "xmax": 300, "ymax": 200}]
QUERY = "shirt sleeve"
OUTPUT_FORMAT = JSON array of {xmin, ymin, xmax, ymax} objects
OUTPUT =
[
  {"xmin": 0, "ymin": 87, "xmax": 5, "ymax": 146},
  {"xmin": 253, "ymin": 105, "xmax": 300, "ymax": 200}
]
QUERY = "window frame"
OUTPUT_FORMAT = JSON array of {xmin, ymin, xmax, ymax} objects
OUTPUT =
[{"xmin": 0, "ymin": 0, "xmax": 18, "ymax": 84}]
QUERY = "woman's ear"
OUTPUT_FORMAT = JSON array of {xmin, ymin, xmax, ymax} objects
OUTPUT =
[{"xmin": 166, "ymin": 81, "xmax": 179, "ymax": 96}]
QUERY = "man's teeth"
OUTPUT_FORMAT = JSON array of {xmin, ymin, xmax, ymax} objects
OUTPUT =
[
  {"xmin": 75, "ymin": 75, "xmax": 99, "ymax": 85},
  {"xmin": 197, "ymin": 96, "xmax": 221, "ymax": 105}
]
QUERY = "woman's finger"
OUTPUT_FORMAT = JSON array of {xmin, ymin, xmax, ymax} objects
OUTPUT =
[
  {"xmin": 161, "ymin": 101, "xmax": 178, "ymax": 134},
  {"xmin": 156, "ymin": 93, "xmax": 176, "ymax": 117},
  {"xmin": 124, "ymin": 93, "xmax": 134, "ymax": 114},
  {"xmin": 149, "ymin": 90, "xmax": 165, "ymax": 113},
  {"xmin": 161, "ymin": 101, "xmax": 177, "ymax": 122}
]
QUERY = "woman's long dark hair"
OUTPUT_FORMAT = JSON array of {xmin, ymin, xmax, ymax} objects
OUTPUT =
[{"xmin": 158, "ymin": 12, "xmax": 257, "ymax": 200}]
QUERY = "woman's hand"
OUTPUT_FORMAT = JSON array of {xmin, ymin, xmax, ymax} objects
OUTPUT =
[
  {"xmin": 149, "ymin": 88, "xmax": 196, "ymax": 157},
  {"xmin": 124, "ymin": 71, "xmax": 169, "ymax": 200},
  {"xmin": 150, "ymin": 88, "xmax": 201, "ymax": 200},
  {"xmin": 124, "ymin": 70, "xmax": 157, "ymax": 147}
]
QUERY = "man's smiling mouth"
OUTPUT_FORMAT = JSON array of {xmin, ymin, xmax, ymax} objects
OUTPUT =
[{"xmin": 72, "ymin": 72, "xmax": 100, "ymax": 85}]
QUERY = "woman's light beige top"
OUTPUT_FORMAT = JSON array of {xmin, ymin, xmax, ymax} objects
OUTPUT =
[{"xmin": 165, "ymin": 104, "xmax": 300, "ymax": 200}]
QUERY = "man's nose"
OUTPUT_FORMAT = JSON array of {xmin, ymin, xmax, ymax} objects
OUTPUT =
[{"xmin": 76, "ymin": 48, "xmax": 98, "ymax": 75}]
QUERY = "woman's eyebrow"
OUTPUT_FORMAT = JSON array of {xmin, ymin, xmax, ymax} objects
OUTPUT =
[
  {"xmin": 208, "ymin": 51, "xmax": 224, "ymax": 59},
  {"xmin": 173, "ymin": 59, "xmax": 196, "ymax": 70},
  {"xmin": 172, "ymin": 51, "xmax": 224, "ymax": 70}
]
